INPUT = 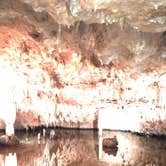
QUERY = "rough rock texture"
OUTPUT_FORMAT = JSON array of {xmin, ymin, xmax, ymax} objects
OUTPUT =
[
  {"xmin": 0, "ymin": 135, "xmax": 19, "ymax": 146},
  {"xmin": 19, "ymin": 0, "xmax": 166, "ymax": 32},
  {"xmin": 0, "ymin": 0, "xmax": 165, "ymax": 135}
]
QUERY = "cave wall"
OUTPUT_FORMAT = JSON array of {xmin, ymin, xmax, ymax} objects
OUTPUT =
[{"xmin": 0, "ymin": 0, "xmax": 165, "ymax": 135}]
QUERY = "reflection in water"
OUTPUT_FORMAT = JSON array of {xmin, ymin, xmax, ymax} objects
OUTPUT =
[
  {"xmin": 99, "ymin": 131, "xmax": 166, "ymax": 166},
  {"xmin": 103, "ymin": 145, "xmax": 118, "ymax": 156},
  {"xmin": 98, "ymin": 136, "xmax": 120, "ymax": 159},
  {"xmin": 0, "ymin": 153, "xmax": 17, "ymax": 166},
  {"xmin": 0, "ymin": 130, "xmax": 166, "ymax": 166},
  {"xmin": 34, "ymin": 143, "xmax": 56, "ymax": 166},
  {"xmin": 5, "ymin": 153, "xmax": 17, "ymax": 166},
  {"xmin": 98, "ymin": 136, "xmax": 102, "ymax": 160}
]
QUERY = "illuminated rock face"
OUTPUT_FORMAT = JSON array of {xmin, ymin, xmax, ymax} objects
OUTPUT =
[{"xmin": 0, "ymin": 0, "xmax": 165, "ymax": 135}]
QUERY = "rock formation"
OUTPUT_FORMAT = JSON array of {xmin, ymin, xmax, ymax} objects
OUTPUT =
[{"xmin": 0, "ymin": 0, "xmax": 165, "ymax": 135}]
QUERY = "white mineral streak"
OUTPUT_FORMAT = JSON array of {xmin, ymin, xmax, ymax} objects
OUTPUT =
[{"xmin": 0, "ymin": 66, "xmax": 17, "ymax": 135}]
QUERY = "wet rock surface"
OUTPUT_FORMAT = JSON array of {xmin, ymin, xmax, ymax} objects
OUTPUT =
[
  {"xmin": 103, "ymin": 136, "xmax": 118, "ymax": 148},
  {"xmin": 0, "ymin": 135, "xmax": 19, "ymax": 146}
]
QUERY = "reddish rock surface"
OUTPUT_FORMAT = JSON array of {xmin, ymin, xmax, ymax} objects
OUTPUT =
[
  {"xmin": 0, "ymin": 135, "xmax": 19, "ymax": 146},
  {"xmin": 0, "ymin": 0, "xmax": 165, "ymax": 135}
]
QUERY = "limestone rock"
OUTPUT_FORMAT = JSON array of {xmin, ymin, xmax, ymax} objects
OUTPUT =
[
  {"xmin": 0, "ymin": 135, "xmax": 19, "ymax": 146},
  {"xmin": 19, "ymin": 0, "xmax": 166, "ymax": 32},
  {"xmin": 0, "ymin": 0, "xmax": 165, "ymax": 135},
  {"xmin": 103, "ymin": 136, "xmax": 118, "ymax": 148}
]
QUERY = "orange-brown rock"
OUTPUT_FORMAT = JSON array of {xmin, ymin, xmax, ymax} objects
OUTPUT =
[
  {"xmin": 0, "ymin": 135, "xmax": 19, "ymax": 146},
  {"xmin": 103, "ymin": 136, "xmax": 118, "ymax": 148}
]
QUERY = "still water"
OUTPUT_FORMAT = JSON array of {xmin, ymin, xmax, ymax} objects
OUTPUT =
[{"xmin": 0, "ymin": 129, "xmax": 166, "ymax": 166}]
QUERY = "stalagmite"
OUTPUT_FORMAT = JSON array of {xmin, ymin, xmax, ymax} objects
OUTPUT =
[
  {"xmin": 3, "ymin": 99, "xmax": 16, "ymax": 136},
  {"xmin": 0, "ymin": 68, "xmax": 19, "ymax": 146},
  {"xmin": 43, "ymin": 128, "xmax": 46, "ymax": 138},
  {"xmin": 5, "ymin": 123, "xmax": 15, "ymax": 136},
  {"xmin": 98, "ymin": 110, "xmax": 103, "ymax": 137}
]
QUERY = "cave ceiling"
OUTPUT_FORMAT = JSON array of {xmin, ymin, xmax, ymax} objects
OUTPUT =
[{"xmin": 0, "ymin": 0, "xmax": 165, "ymax": 72}]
